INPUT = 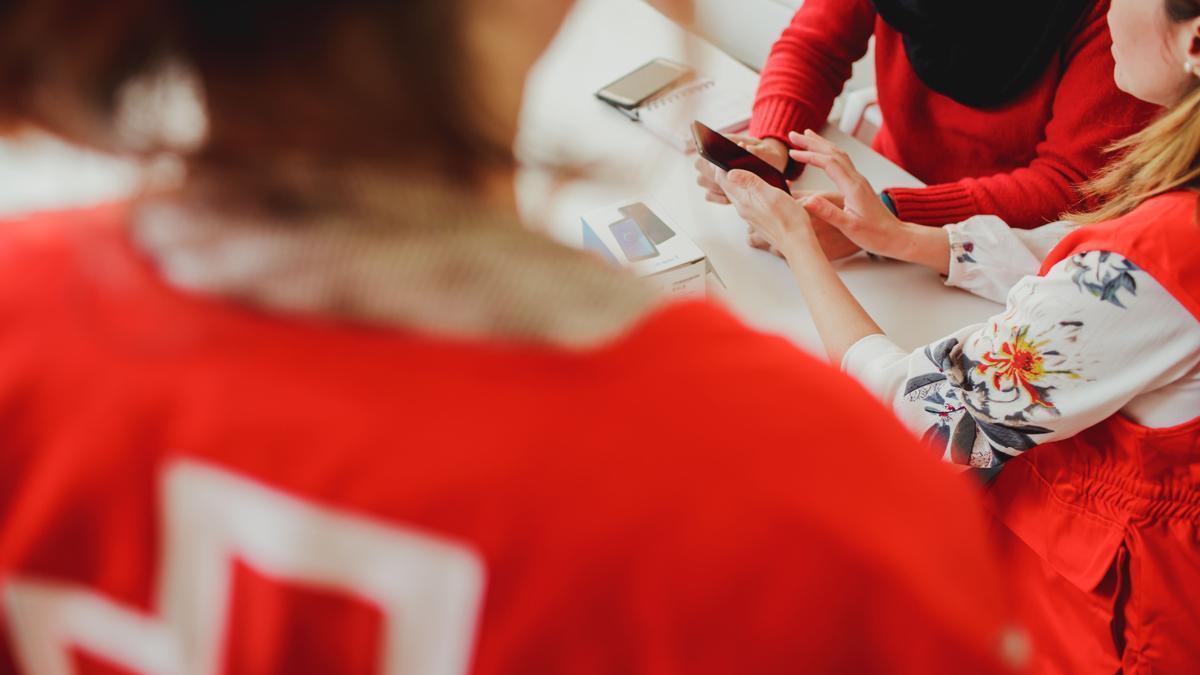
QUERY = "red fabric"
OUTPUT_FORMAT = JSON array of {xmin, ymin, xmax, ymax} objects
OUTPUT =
[
  {"xmin": 749, "ymin": 0, "xmax": 1159, "ymax": 228},
  {"xmin": 990, "ymin": 191, "xmax": 1200, "ymax": 673},
  {"xmin": 223, "ymin": 560, "xmax": 384, "ymax": 675},
  {"xmin": 988, "ymin": 520, "xmax": 1129, "ymax": 675},
  {"xmin": 0, "ymin": 205, "xmax": 1012, "ymax": 674},
  {"xmin": 70, "ymin": 651, "xmax": 141, "ymax": 675},
  {"xmin": 1039, "ymin": 190, "xmax": 1200, "ymax": 317}
]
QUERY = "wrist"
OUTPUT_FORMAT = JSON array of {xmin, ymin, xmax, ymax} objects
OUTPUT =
[
  {"xmin": 761, "ymin": 137, "xmax": 787, "ymax": 154},
  {"xmin": 892, "ymin": 221, "xmax": 926, "ymax": 262},
  {"xmin": 778, "ymin": 226, "xmax": 821, "ymax": 261},
  {"xmin": 896, "ymin": 221, "xmax": 951, "ymax": 274},
  {"xmin": 760, "ymin": 137, "xmax": 790, "ymax": 173}
]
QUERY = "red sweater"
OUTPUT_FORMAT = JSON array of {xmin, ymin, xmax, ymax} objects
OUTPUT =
[
  {"xmin": 0, "ymin": 207, "xmax": 1011, "ymax": 674},
  {"xmin": 750, "ymin": 0, "xmax": 1158, "ymax": 228}
]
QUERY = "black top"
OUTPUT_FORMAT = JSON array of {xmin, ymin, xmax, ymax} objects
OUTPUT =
[{"xmin": 870, "ymin": 0, "xmax": 1093, "ymax": 108}]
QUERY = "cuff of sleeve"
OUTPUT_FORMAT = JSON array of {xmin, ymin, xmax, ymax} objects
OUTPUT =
[
  {"xmin": 943, "ymin": 222, "xmax": 971, "ymax": 288},
  {"xmin": 749, "ymin": 96, "xmax": 823, "ymax": 146},
  {"xmin": 885, "ymin": 182, "xmax": 980, "ymax": 226},
  {"xmin": 842, "ymin": 334, "xmax": 912, "ymax": 403},
  {"xmin": 841, "ymin": 333, "xmax": 908, "ymax": 387}
]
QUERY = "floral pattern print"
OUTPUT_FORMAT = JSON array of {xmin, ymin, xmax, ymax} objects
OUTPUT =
[
  {"xmin": 944, "ymin": 216, "xmax": 1082, "ymax": 304},
  {"xmin": 847, "ymin": 213, "xmax": 1200, "ymax": 473},
  {"xmin": 976, "ymin": 324, "xmax": 1080, "ymax": 410},
  {"xmin": 904, "ymin": 331, "xmax": 1060, "ymax": 466},
  {"xmin": 895, "ymin": 251, "xmax": 1153, "ymax": 468},
  {"xmin": 952, "ymin": 239, "xmax": 977, "ymax": 265},
  {"xmin": 1068, "ymin": 252, "xmax": 1139, "ymax": 308},
  {"xmin": 903, "ymin": 349, "xmax": 990, "ymax": 466}
]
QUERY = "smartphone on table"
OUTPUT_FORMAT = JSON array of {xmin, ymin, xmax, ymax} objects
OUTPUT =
[
  {"xmin": 608, "ymin": 217, "xmax": 660, "ymax": 262},
  {"xmin": 691, "ymin": 121, "xmax": 791, "ymax": 195},
  {"xmin": 596, "ymin": 59, "xmax": 694, "ymax": 109}
]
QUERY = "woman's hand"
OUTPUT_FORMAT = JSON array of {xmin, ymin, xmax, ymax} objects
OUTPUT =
[
  {"xmin": 744, "ymin": 189, "xmax": 863, "ymax": 261},
  {"xmin": 716, "ymin": 163, "xmax": 884, "ymax": 366},
  {"xmin": 788, "ymin": 130, "xmax": 951, "ymax": 273},
  {"xmin": 749, "ymin": 224, "xmax": 863, "ymax": 262},
  {"xmin": 793, "ymin": 191, "xmax": 862, "ymax": 260},
  {"xmin": 715, "ymin": 169, "xmax": 818, "ymax": 259},
  {"xmin": 746, "ymin": 226, "xmax": 783, "ymax": 256},
  {"xmin": 695, "ymin": 135, "xmax": 790, "ymax": 205},
  {"xmin": 787, "ymin": 130, "xmax": 911, "ymax": 258}
]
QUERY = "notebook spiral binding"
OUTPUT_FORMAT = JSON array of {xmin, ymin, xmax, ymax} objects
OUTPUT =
[{"xmin": 642, "ymin": 80, "xmax": 716, "ymax": 112}]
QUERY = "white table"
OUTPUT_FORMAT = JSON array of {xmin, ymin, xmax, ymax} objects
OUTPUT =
[{"xmin": 517, "ymin": 0, "xmax": 1002, "ymax": 354}]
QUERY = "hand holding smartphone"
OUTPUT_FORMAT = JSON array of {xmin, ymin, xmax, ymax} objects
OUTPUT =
[{"xmin": 691, "ymin": 121, "xmax": 791, "ymax": 195}]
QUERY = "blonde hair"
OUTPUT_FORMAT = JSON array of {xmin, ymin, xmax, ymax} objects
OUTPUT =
[
  {"xmin": 1069, "ymin": 0, "xmax": 1200, "ymax": 224},
  {"xmin": 1068, "ymin": 87, "xmax": 1200, "ymax": 223}
]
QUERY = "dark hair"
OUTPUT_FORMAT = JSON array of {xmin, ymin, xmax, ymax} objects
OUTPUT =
[
  {"xmin": 1168, "ymin": 0, "xmax": 1200, "ymax": 20},
  {"xmin": 0, "ymin": 1, "xmax": 507, "ymax": 186}
]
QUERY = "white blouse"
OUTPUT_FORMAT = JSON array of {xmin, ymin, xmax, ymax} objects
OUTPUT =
[{"xmin": 842, "ymin": 216, "xmax": 1200, "ymax": 468}]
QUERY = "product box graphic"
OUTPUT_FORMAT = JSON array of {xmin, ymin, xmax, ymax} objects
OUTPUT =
[{"xmin": 581, "ymin": 201, "xmax": 722, "ymax": 297}]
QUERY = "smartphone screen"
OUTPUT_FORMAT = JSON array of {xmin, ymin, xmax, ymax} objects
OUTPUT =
[
  {"xmin": 597, "ymin": 59, "xmax": 692, "ymax": 108},
  {"xmin": 608, "ymin": 217, "xmax": 660, "ymax": 262},
  {"xmin": 691, "ymin": 121, "xmax": 791, "ymax": 194}
]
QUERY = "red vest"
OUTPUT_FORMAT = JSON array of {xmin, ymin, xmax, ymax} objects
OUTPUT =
[
  {"xmin": 0, "ymin": 207, "xmax": 1011, "ymax": 674},
  {"xmin": 988, "ymin": 191, "xmax": 1200, "ymax": 672}
]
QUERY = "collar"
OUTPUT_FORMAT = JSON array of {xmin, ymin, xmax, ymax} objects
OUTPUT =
[{"xmin": 131, "ymin": 178, "xmax": 665, "ymax": 349}]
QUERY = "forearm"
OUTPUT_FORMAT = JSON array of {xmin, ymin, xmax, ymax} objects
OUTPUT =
[
  {"xmin": 779, "ymin": 232, "xmax": 882, "ymax": 364},
  {"xmin": 893, "ymin": 222, "xmax": 951, "ymax": 276},
  {"xmin": 855, "ymin": 212, "xmax": 950, "ymax": 275}
]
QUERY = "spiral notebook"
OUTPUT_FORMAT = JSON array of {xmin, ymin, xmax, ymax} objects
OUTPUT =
[{"xmin": 631, "ymin": 78, "xmax": 755, "ymax": 152}]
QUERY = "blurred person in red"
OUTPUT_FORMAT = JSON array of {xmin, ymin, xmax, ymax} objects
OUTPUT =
[{"xmin": 0, "ymin": 1, "xmax": 1016, "ymax": 673}]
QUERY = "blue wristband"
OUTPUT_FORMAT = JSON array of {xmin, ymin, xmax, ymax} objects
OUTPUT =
[
  {"xmin": 866, "ymin": 191, "xmax": 899, "ymax": 261},
  {"xmin": 879, "ymin": 190, "xmax": 898, "ymax": 216}
]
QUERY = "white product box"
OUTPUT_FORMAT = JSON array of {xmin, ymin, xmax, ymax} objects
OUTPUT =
[{"xmin": 581, "ymin": 201, "xmax": 723, "ymax": 298}]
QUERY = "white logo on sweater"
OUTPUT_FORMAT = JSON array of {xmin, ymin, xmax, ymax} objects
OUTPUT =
[{"xmin": 2, "ymin": 461, "xmax": 485, "ymax": 675}]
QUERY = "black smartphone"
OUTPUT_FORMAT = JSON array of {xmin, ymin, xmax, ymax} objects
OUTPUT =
[
  {"xmin": 596, "ymin": 59, "xmax": 694, "ymax": 109},
  {"xmin": 608, "ymin": 217, "xmax": 660, "ymax": 262},
  {"xmin": 618, "ymin": 203, "xmax": 675, "ymax": 245},
  {"xmin": 691, "ymin": 121, "xmax": 791, "ymax": 195}
]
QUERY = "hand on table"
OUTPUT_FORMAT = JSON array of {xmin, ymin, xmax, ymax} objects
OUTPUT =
[
  {"xmin": 714, "ymin": 168, "xmax": 816, "ymax": 260},
  {"xmin": 747, "ymin": 190, "xmax": 862, "ymax": 261},
  {"xmin": 694, "ymin": 135, "xmax": 789, "ymax": 205},
  {"xmin": 715, "ymin": 160, "xmax": 886, "ymax": 366}
]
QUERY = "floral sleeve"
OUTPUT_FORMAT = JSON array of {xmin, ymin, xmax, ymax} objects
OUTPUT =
[
  {"xmin": 944, "ymin": 216, "xmax": 1076, "ymax": 303},
  {"xmin": 844, "ymin": 251, "xmax": 1200, "ymax": 468}
]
